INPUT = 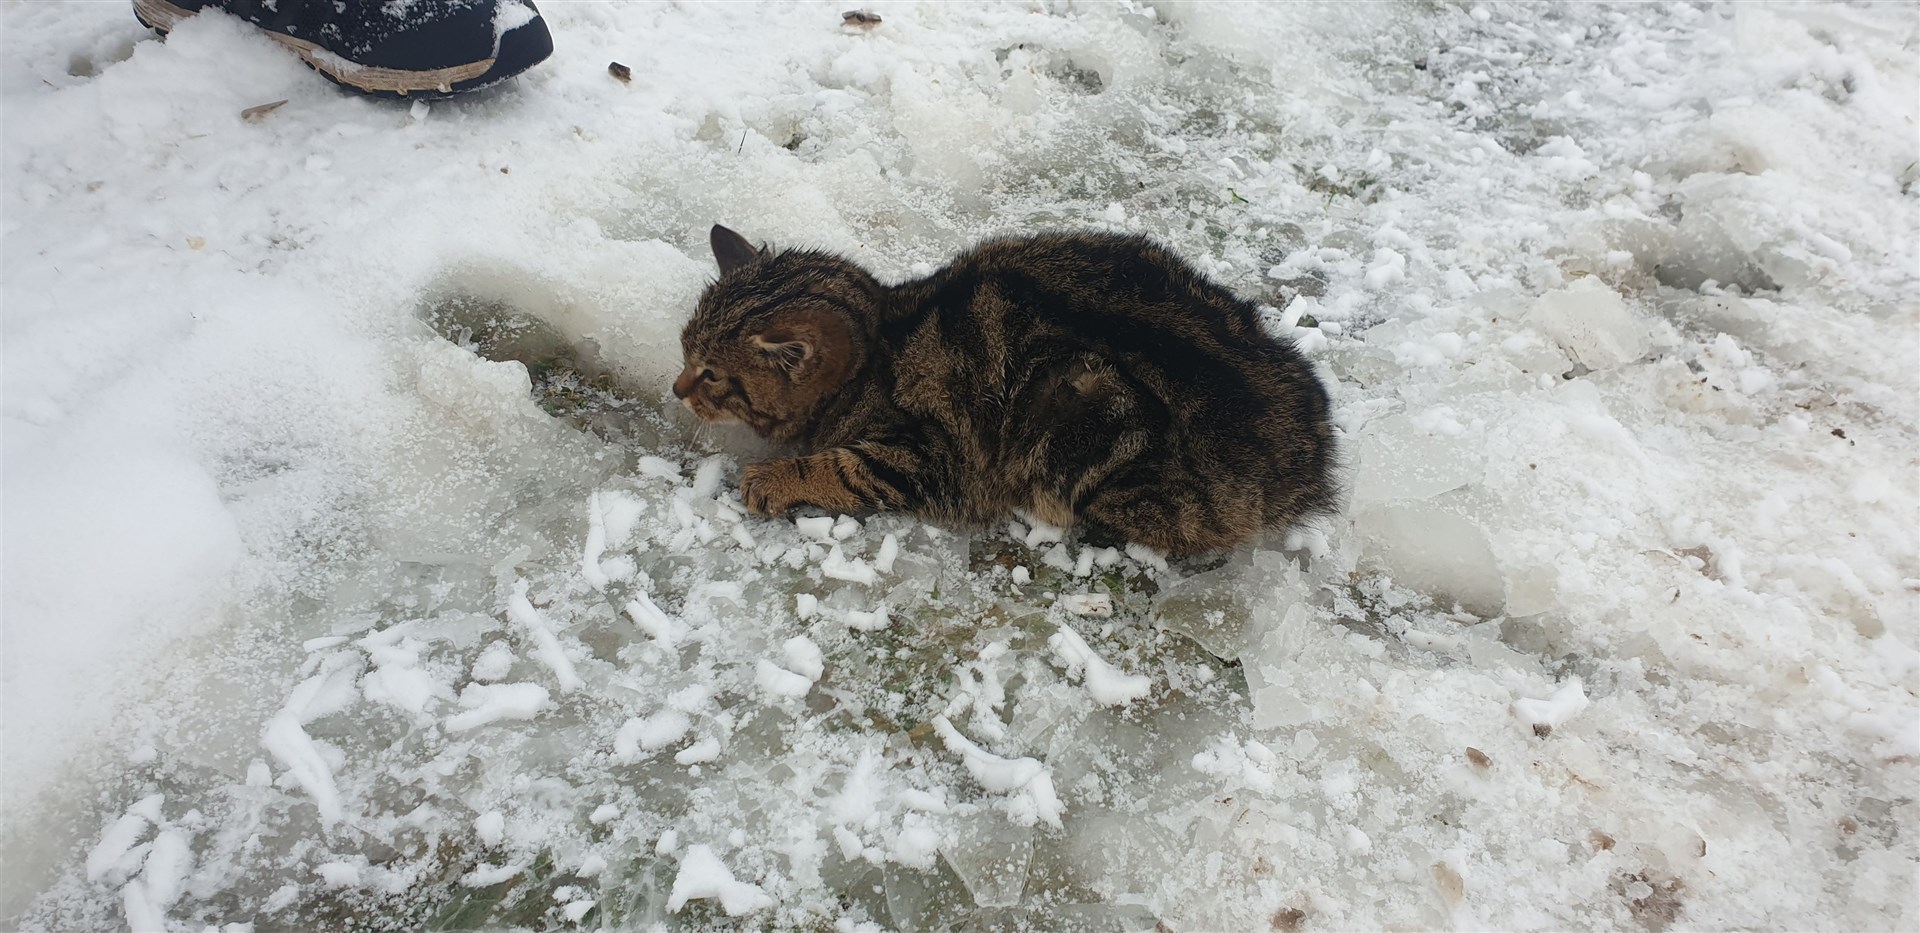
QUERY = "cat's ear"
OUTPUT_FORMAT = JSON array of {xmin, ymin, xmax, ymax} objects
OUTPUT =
[
  {"xmin": 710, "ymin": 224, "xmax": 765, "ymax": 276},
  {"xmin": 749, "ymin": 328, "xmax": 814, "ymax": 373},
  {"xmin": 749, "ymin": 310, "xmax": 847, "ymax": 379}
]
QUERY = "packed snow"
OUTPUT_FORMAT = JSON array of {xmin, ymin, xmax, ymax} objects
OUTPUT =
[{"xmin": 3, "ymin": 1, "xmax": 1916, "ymax": 930}]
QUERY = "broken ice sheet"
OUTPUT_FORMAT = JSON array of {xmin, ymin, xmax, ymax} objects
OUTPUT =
[
  {"xmin": 1525, "ymin": 277, "xmax": 1650, "ymax": 371},
  {"xmin": 1353, "ymin": 493, "xmax": 1506, "ymax": 617},
  {"xmin": 1152, "ymin": 548, "xmax": 1303, "ymax": 660},
  {"xmin": 1350, "ymin": 412, "xmax": 1484, "ymax": 506},
  {"xmin": 941, "ymin": 816, "xmax": 1034, "ymax": 908}
]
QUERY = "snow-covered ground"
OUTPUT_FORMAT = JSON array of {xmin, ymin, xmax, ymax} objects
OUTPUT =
[{"xmin": 4, "ymin": 1, "xmax": 1916, "ymax": 929}]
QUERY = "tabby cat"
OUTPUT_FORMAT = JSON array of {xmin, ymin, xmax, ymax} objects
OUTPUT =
[{"xmin": 673, "ymin": 224, "xmax": 1335, "ymax": 557}]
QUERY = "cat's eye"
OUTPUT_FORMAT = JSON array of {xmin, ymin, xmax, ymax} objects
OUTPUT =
[{"xmin": 699, "ymin": 368, "xmax": 719, "ymax": 383}]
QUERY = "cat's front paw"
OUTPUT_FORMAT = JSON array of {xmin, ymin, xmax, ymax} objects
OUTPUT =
[{"xmin": 741, "ymin": 459, "xmax": 806, "ymax": 516}]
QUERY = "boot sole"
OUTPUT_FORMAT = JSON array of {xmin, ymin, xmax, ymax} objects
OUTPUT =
[{"xmin": 132, "ymin": 0, "xmax": 499, "ymax": 96}]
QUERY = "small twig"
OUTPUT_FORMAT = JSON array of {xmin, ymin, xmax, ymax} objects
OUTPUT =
[{"xmin": 241, "ymin": 99, "xmax": 288, "ymax": 123}]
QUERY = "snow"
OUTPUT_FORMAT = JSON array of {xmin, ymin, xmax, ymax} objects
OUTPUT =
[
  {"xmin": 468, "ymin": 640, "xmax": 515, "ymax": 682},
  {"xmin": 1048, "ymin": 624, "xmax": 1153, "ymax": 706},
  {"xmin": 782, "ymin": 635, "xmax": 825, "ymax": 681},
  {"xmin": 1511, "ymin": 679, "xmax": 1592, "ymax": 737},
  {"xmin": 665, "ymin": 844, "xmax": 774, "ymax": 917},
  {"xmin": 505, "ymin": 579, "xmax": 583, "ymax": 692},
  {"xmin": 821, "ymin": 544, "xmax": 880, "ymax": 585},
  {"xmin": 314, "ymin": 861, "xmax": 360, "ymax": 889},
  {"xmin": 473, "ymin": 811, "xmax": 505, "ymax": 847},
  {"xmin": 5, "ymin": 2, "xmax": 1918, "ymax": 931},
  {"xmin": 754, "ymin": 659, "xmax": 815, "ymax": 698},
  {"xmin": 932, "ymin": 717, "xmax": 1065, "ymax": 829},
  {"xmin": 1057, "ymin": 591, "xmax": 1113, "ymax": 616},
  {"xmin": 442, "ymin": 682, "xmax": 551, "ymax": 732}
]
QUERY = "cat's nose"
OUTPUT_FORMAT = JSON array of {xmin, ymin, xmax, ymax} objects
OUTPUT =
[{"xmin": 671, "ymin": 367, "xmax": 699, "ymax": 399}]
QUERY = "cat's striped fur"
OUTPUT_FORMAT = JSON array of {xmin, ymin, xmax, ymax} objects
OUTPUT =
[{"xmin": 674, "ymin": 225, "xmax": 1335, "ymax": 557}]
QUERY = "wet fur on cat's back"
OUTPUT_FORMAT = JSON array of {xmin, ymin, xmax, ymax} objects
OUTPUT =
[{"xmin": 674, "ymin": 225, "xmax": 1336, "ymax": 557}]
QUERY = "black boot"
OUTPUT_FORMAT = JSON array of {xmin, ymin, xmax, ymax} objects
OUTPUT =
[{"xmin": 130, "ymin": 0, "xmax": 553, "ymax": 98}]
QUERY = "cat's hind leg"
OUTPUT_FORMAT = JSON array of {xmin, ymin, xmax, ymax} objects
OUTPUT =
[{"xmin": 1076, "ymin": 460, "xmax": 1264, "ymax": 558}]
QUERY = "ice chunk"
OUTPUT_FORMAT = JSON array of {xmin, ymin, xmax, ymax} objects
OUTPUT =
[
  {"xmin": 316, "ymin": 861, "xmax": 361, "ymax": 888},
  {"xmin": 691, "ymin": 457, "xmax": 726, "ymax": 499},
  {"xmin": 874, "ymin": 533, "xmax": 900, "ymax": 574},
  {"xmin": 470, "ymin": 641, "xmax": 515, "ymax": 682},
  {"xmin": 666, "ymin": 845, "xmax": 774, "ymax": 916},
  {"xmin": 1048, "ymin": 625, "xmax": 1151, "ymax": 706},
  {"xmin": 1023, "ymin": 517, "xmax": 1066, "ymax": 548},
  {"xmin": 782, "ymin": 636, "xmax": 824, "ymax": 681},
  {"xmin": 1072, "ymin": 549, "xmax": 1096, "ymax": 577},
  {"xmin": 1124, "ymin": 543, "xmax": 1168, "ymax": 572},
  {"xmin": 844, "ymin": 605, "xmax": 890, "ymax": 631},
  {"xmin": 1344, "ymin": 826, "xmax": 1373, "ymax": 855},
  {"xmin": 475, "ymin": 811, "xmax": 506, "ymax": 846},
  {"xmin": 444, "ymin": 682, "xmax": 551, "ymax": 732},
  {"xmin": 931, "ymin": 717, "xmax": 1063, "ymax": 828},
  {"xmin": 1353, "ymin": 497, "xmax": 1505, "ymax": 617},
  {"xmin": 1350, "ymin": 413, "xmax": 1482, "ymax": 506},
  {"xmin": 1153, "ymin": 565, "xmax": 1251, "ymax": 660},
  {"xmin": 580, "ymin": 491, "xmax": 612, "ymax": 590},
  {"xmin": 756, "ymin": 660, "xmax": 814, "ymax": 697},
  {"xmin": 589, "ymin": 804, "xmax": 620, "ymax": 825},
  {"xmin": 638, "ymin": 455, "xmax": 680, "ymax": 481},
  {"xmin": 262, "ymin": 715, "xmax": 342, "ymax": 825},
  {"xmin": 86, "ymin": 802, "xmax": 156, "ymax": 882},
  {"xmin": 1241, "ymin": 603, "xmax": 1358, "ymax": 731},
  {"xmin": 942, "ymin": 817, "xmax": 1034, "ymax": 907},
  {"xmin": 461, "ymin": 863, "xmax": 524, "ymax": 887},
  {"xmin": 675, "ymin": 737, "xmax": 722, "ymax": 765},
  {"xmin": 138, "ymin": 829, "xmax": 192, "ymax": 909},
  {"xmin": 362, "ymin": 658, "xmax": 452, "ymax": 720},
  {"xmin": 1511, "ymin": 679, "xmax": 1590, "ymax": 736},
  {"xmin": 889, "ymin": 813, "xmax": 942, "ymax": 870},
  {"xmin": 121, "ymin": 880, "xmax": 166, "ymax": 933},
  {"xmin": 795, "ymin": 515, "xmax": 836, "ymax": 540},
  {"xmin": 615, "ymin": 710, "xmax": 691, "ymax": 760},
  {"xmin": 1057, "ymin": 593, "xmax": 1113, "ymax": 617},
  {"xmin": 821, "ymin": 545, "xmax": 879, "ymax": 585},
  {"xmin": 1041, "ymin": 544, "xmax": 1075, "ymax": 573},
  {"xmin": 260, "ymin": 661, "xmax": 361, "ymax": 826},
  {"xmin": 1526, "ymin": 277, "xmax": 1648, "ymax": 370},
  {"xmin": 507, "ymin": 580, "xmax": 583, "ymax": 692},
  {"xmin": 623, "ymin": 591, "xmax": 678, "ymax": 650}
]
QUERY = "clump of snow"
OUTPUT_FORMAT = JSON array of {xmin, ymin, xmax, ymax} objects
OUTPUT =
[
  {"xmin": 932, "ymin": 717, "xmax": 1064, "ymax": 829},
  {"xmin": 665, "ymin": 845, "xmax": 773, "ymax": 916},
  {"xmin": 1511, "ymin": 679, "xmax": 1591, "ymax": 737},
  {"xmin": 443, "ymin": 682, "xmax": 551, "ymax": 732},
  {"xmin": 1048, "ymin": 624, "xmax": 1152, "ymax": 706}
]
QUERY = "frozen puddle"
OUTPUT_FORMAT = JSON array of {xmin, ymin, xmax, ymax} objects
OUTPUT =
[
  {"xmin": 26, "ymin": 437, "xmax": 1914, "ymax": 930},
  {"xmin": 49, "ymin": 452, "xmax": 1267, "ymax": 930}
]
